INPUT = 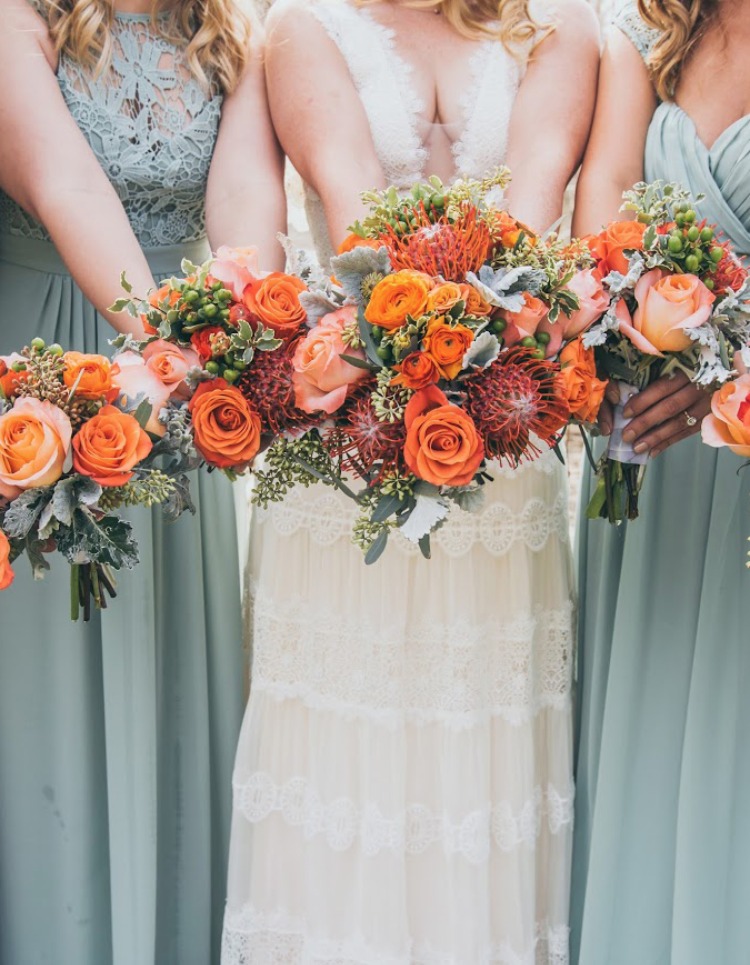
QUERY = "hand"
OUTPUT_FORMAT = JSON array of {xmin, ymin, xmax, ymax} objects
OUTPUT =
[{"xmin": 620, "ymin": 371, "xmax": 711, "ymax": 457}]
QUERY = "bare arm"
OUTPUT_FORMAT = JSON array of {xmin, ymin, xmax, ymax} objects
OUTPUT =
[
  {"xmin": 504, "ymin": 0, "xmax": 600, "ymax": 232},
  {"xmin": 205, "ymin": 29, "xmax": 287, "ymax": 271},
  {"xmin": 0, "ymin": 0, "xmax": 156, "ymax": 335},
  {"xmin": 265, "ymin": 0, "xmax": 385, "ymax": 249},
  {"xmin": 572, "ymin": 29, "xmax": 656, "ymax": 236}
]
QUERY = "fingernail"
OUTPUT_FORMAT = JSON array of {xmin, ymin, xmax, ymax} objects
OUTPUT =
[
  {"xmin": 622, "ymin": 429, "xmax": 635, "ymax": 443},
  {"xmin": 601, "ymin": 424, "xmax": 611, "ymax": 437},
  {"xmin": 634, "ymin": 442, "xmax": 648, "ymax": 454},
  {"xmin": 622, "ymin": 406, "xmax": 633, "ymax": 418}
]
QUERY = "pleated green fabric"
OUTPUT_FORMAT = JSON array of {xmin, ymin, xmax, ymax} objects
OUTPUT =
[
  {"xmin": 571, "ymin": 6, "xmax": 750, "ymax": 963},
  {"xmin": 0, "ymin": 235, "xmax": 244, "ymax": 965}
]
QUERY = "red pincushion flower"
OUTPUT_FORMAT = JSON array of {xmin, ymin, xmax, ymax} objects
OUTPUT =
[
  {"xmin": 464, "ymin": 348, "xmax": 570, "ymax": 464},
  {"xmin": 324, "ymin": 382, "xmax": 405, "ymax": 481},
  {"xmin": 238, "ymin": 336, "xmax": 321, "ymax": 436}
]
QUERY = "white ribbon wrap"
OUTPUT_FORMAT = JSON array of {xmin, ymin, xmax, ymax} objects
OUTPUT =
[{"xmin": 606, "ymin": 380, "xmax": 650, "ymax": 466}]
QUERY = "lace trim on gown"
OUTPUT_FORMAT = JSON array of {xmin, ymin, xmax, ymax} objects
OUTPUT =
[{"xmin": 611, "ymin": 1, "xmax": 660, "ymax": 62}]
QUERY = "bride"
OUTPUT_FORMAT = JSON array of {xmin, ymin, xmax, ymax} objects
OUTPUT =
[{"xmin": 223, "ymin": 1, "xmax": 598, "ymax": 961}]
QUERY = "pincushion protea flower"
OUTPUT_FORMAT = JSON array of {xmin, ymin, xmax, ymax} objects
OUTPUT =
[
  {"xmin": 325, "ymin": 385, "xmax": 406, "ymax": 481},
  {"xmin": 238, "ymin": 336, "xmax": 320, "ymax": 437},
  {"xmin": 380, "ymin": 206, "xmax": 491, "ymax": 281},
  {"xmin": 465, "ymin": 347, "xmax": 569, "ymax": 464}
]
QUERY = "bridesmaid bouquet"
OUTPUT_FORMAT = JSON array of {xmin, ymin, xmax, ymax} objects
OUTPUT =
[
  {"xmin": 583, "ymin": 181, "xmax": 750, "ymax": 522},
  {"xmin": 252, "ymin": 171, "xmax": 608, "ymax": 562}
]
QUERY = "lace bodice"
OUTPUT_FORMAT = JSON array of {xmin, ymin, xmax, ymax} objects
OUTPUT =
[
  {"xmin": 612, "ymin": 1, "xmax": 660, "ymax": 63},
  {"xmin": 0, "ymin": 11, "xmax": 221, "ymax": 248},
  {"xmin": 304, "ymin": 0, "xmax": 530, "ymax": 265}
]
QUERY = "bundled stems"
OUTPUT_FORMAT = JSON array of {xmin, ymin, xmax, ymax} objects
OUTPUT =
[{"xmin": 70, "ymin": 563, "xmax": 118, "ymax": 622}]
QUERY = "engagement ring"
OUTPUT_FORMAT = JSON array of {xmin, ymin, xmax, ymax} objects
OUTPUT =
[{"xmin": 685, "ymin": 413, "xmax": 698, "ymax": 428}]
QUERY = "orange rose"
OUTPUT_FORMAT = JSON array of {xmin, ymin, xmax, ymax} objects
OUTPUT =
[
  {"xmin": 364, "ymin": 270, "xmax": 433, "ymax": 332},
  {"xmin": 63, "ymin": 352, "xmax": 116, "ymax": 401},
  {"xmin": 392, "ymin": 351, "xmax": 441, "ymax": 390},
  {"xmin": 0, "ymin": 397, "xmax": 72, "ymax": 500},
  {"xmin": 588, "ymin": 220, "xmax": 647, "ymax": 275},
  {"xmin": 403, "ymin": 385, "xmax": 484, "ymax": 487},
  {"xmin": 618, "ymin": 269, "xmax": 715, "ymax": 356},
  {"xmin": 491, "ymin": 209, "xmax": 535, "ymax": 249},
  {"xmin": 72, "ymin": 405, "xmax": 152, "ymax": 488},
  {"xmin": 337, "ymin": 234, "xmax": 383, "ymax": 255},
  {"xmin": 426, "ymin": 282, "xmax": 464, "ymax": 314},
  {"xmin": 189, "ymin": 379, "xmax": 262, "ymax": 469},
  {"xmin": 501, "ymin": 292, "xmax": 549, "ymax": 347},
  {"xmin": 459, "ymin": 283, "xmax": 492, "ymax": 317},
  {"xmin": 243, "ymin": 273, "xmax": 307, "ymax": 339},
  {"xmin": 0, "ymin": 530, "xmax": 13, "ymax": 591},
  {"xmin": 558, "ymin": 338, "xmax": 608, "ymax": 423},
  {"xmin": 701, "ymin": 373, "xmax": 750, "ymax": 457},
  {"xmin": 0, "ymin": 354, "xmax": 29, "ymax": 399},
  {"xmin": 292, "ymin": 306, "xmax": 367, "ymax": 414},
  {"xmin": 423, "ymin": 317, "xmax": 474, "ymax": 380}
]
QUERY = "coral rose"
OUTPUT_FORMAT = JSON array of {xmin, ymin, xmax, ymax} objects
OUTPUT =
[
  {"xmin": 189, "ymin": 379, "xmax": 261, "ymax": 469},
  {"xmin": 142, "ymin": 339, "xmax": 200, "ymax": 402},
  {"xmin": 501, "ymin": 292, "xmax": 549, "ymax": 347},
  {"xmin": 337, "ymin": 234, "xmax": 384, "ymax": 255},
  {"xmin": 364, "ymin": 270, "xmax": 433, "ymax": 332},
  {"xmin": 588, "ymin": 220, "xmax": 647, "ymax": 275},
  {"xmin": 701, "ymin": 373, "xmax": 750, "ymax": 457},
  {"xmin": 0, "ymin": 397, "xmax": 72, "ymax": 499},
  {"xmin": 537, "ymin": 268, "xmax": 610, "ymax": 356},
  {"xmin": 243, "ymin": 272, "xmax": 307, "ymax": 339},
  {"xmin": 0, "ymin": 530, "xmax": 13, "ymax": 591},
  {"xmin": 459, "ymin": 283, "xmax": 492, "ymax": 317},
  {"xmin": 111, "ymin": 351, "xmax": 171, "ymax": 437},
  {"xmin": 292, "ymin": 306, "xmax": 368, "ymax": 414},
  {"xmin": 72, "ymin": 405, "xmax": 152, "ymax": 487},
  {"xmin": 423, "ymin": 317, "xmax": 474, "ymax": 380},
  {"xmin": 403, "ymin": 385, "xmax": 484, "ymax": 487},
  {"xmin": 427, "ymin": 282, "xmax": 464, "ymax": 314},
  {"xmin": 211, "ymin": 245, "xmax": 261, "ymax": 301},
  {"xmin": 619, "ymin": 269, "xmax": 715, "ymax": 356},
  {"xmin": 0, "ymin": 354, "xmax": 29, "ymax": 398},
  {"xmin": 63, "ymin": 352, "xmax": 116, "ymax": 401},
  {"xmin": 558, "ymin": 338, "xmax": 608, "ymax": 423},
  {"xmin": 392, "ymin": 352, "xmax": 441, "ymax": 390}
]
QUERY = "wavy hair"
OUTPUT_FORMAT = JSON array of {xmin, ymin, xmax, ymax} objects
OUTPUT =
[
  {"xmin": 637, "ymin": 0, "xmax": 718, "ymax": 101},
  {"xmin": 39, "ymin": 0, "xmax": 254, "ymax": 94},
  {"xmin": 358, "ymin": 0, "xmax": 553, "ymax": 57}
]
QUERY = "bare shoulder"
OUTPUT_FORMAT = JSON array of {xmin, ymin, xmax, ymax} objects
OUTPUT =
[
  {"xmin": 0, "ymin": 0, "xmax": 56, "ymax": 67},
  {"xmin": 537, "ymin": 0, "xmax": 600, "ymax": 52},
  {"xmin": 266, "ymin": 0, "xmax": 327, "ymax": 41}
]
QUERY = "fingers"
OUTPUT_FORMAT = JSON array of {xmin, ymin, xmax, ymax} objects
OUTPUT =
[
  {"xmin": 623, "ymin": 383, "xmax": 705, "ymax": 448},
  {"xmin": 598, "ymin": 399, "xmax": 614, "ymax": 436},
  {"xmin": 633, "ymin": 395, "xmax": 712, "ymax": 457},
  {"xmin": 621, "ymin": 371, "xmax": 690, "ymax": 418},
  {"xmin": 605, "ymin": 382, "xmax": 620, "ymax": 406}
]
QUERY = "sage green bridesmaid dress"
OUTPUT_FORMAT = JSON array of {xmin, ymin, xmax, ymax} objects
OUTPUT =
[
  {"xmin": 0, "ymin": 12, "xmax": 243, "ymax": 965},
  {"xmin": 572, "ymin": 5, "xmax": 750, "ymax": 963}
]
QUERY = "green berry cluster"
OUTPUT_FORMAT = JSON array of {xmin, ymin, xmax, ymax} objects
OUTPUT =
[{"xmin": 657, "ymin": 203, "xmax": 724, "ymax": 288}]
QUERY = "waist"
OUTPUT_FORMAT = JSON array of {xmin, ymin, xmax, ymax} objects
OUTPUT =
[{"xmin": 0, "ymin": 233, "xmax": 211, "ymax": 277}]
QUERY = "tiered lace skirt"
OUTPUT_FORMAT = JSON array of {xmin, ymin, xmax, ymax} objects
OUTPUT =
[{"xmin": 222, "ymin": 453, "xmax": 576, "ymax": 965}]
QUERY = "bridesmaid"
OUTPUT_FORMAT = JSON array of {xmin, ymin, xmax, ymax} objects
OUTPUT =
[
  {"xmin": 0, "ymin": 1, "xmax": 285, "ymax": 963},
  {"xmin": 571, "ymin": 1, "xmax": 750, "ymax": 962}
]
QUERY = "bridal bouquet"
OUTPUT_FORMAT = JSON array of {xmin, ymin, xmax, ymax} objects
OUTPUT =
[
  {"xmin": 0, "ymin": 251, "xmax": 303, "ymax": 618},
  {"xmin": 583, "ymin": 181, "xmax": 750, "ymax": 523},
  {"xmin": 252, "ymin": 171, "xmax": 608, "ymax": 561}
]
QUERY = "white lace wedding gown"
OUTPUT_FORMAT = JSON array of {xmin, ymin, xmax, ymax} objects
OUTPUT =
[{"xmin": 222, "ymin": 3, "xmax": 575, "ymax": 962}]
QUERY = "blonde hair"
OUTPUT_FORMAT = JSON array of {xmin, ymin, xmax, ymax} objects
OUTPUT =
[
  {"xmin": 637, "ymin": 0, "xmax": 717, "ymax": 101},
  {"xmin": 40, "ymin": 0, "xmax": 254, "ymax": 94},
  {"xmin": 359, "ymin": 0, "xmax": 552, "ymax": 57}
]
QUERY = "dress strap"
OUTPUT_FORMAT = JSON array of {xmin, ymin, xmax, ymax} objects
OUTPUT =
[{"xmin": 612, "ymin": 1, "xmax": 660, "ymax": 63}]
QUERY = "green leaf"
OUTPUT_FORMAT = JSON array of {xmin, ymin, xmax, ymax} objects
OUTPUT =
[
  {"xmin": 134, "ymin": 399, "xmax": 153, "ymax": 430},
  {"xmin": 339, "ymin": 353, "xmax": 377, "ymax": 371},
  {"xmin": 56, "ymin": 509, "xmax": 139, "ymax": 570},
  {"xmin": 238, "ymin": 319, "xmax": 254, "ymax": 342},
  {"xmin": 364, "ymin": 529, "xmax": 389, "ymax": 565},
  {"xmin": 109, "ymin": 297, "xmax": 131, "ymax": 314},
  {"xmin": 180, "ymin": 258, "xmax": 199, "ymax": 275},
  {"xmin": 418, "ymin": 533, "xmax": 431, "ymax": 559},
  {"xmin": 371, "ymin": 493, "xmax": 406, "ymax": 524},
  {"xmin": 2, "ymin": 488, "xmax": 52, "ymax": 539},
  {"xmin": 357, "ymin": 306, "xmax": 385, "ymax": 368},
  {"xmin": 119, "ymin": 270, "xmax": 133, "ymax": 294}
]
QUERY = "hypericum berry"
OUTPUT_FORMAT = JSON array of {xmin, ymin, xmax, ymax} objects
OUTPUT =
[
  {"xmin": 700, "ymin": 227, "xmax": 714, "ymax": 243},
  {"xmin": 668, "ymin": 233, "xmax": 683, "ymax": 253},
  {"xmin": 687, "ymin": 226, "xmax": 700, "ymax": 242},
  {"xmin": 710, "ymin": 247, "xmax": 724, "ymax": 263},
  {"xmin": 685, "ymin": 254, "xmax": 701, "ymax": 273}
]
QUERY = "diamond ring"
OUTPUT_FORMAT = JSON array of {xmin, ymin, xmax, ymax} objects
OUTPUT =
[{"xmin": 685, "ymin": 413, "xmax": 698, "ymax": 428}]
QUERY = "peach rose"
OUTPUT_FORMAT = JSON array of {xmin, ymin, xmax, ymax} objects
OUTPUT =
[
  {"xmin": 423, "ymin": 317, "xmax": 474, "ymax": 380},
  {"xmin": 72, "ymin": 405, "xmax": 152, "ymax": 487},
  {"xmin": 111, "ymin": 351, "xmax": 172, "ymax": 437},
  {"xmin": 189, "ymin": 379, "xmax": 262, "ymax": 469},
  {"xmin": 701, "ymin": 374, "xmax": 750, "ymax": 457},
  {"xmin": 0, "ymin": 530, "xmax": 13, "ymax": 591},
  {"xmin": 537, "ymin": 269, "xmax": 610, "ymax": 357},
  {"xmin": 619, "ymin": 269, "xmax": 715, "ymax": 356},
  {"xmin": 0, "ymin": 354, "xmax": 29, "ymax": 399},
  {"xmin": 210, "ymin": 245, "xmax": 262, "ymax": 301},
  {"xmin": 142, "ymin": 339, "xmax": 200, "ymax": 402},
  {"xmin": 0, "ymin": 397, "xmax": 72, "ymax": 499},
  {"xmin": 403, "ymin": 385, "xmax": 484, "ymax": 487},
  {"xmin": 243, "ymin": 272, "xmax": 307, "ymax": 339},
  {"xmin": 337, "ymin": 234, "xmax": 384, "ymax": 255},
  {"xmin": 459, "ymin": 283, "xmax": 492, "ymax": 317},
  {"xmin": 587, "ymin": 220, "xmax": 647, "ymax": 275},
  {"xmin": 364, "ymin": 270, "xmax": 433, "ymax": 332},
  {"xmin": 501, "ymin": 292, "xmax": 549, "ymax": 347},
  {"xmin": 292, "ymin": 306, "xmax": 368, "ymax": 414},
  {"xmin": 558, "ymin": 338, "xmax": 608, "ymax": 423},
  {"xmin": 63, "ymin": 352, "xmax": 116, "ymax": 401},
  {"xmin": 392, "ymin": 351, "xmax": 441, "ymax": 390},
  {"xmin": 427, "ymin": 282, "xmax": 464, "ymax": 314}
]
